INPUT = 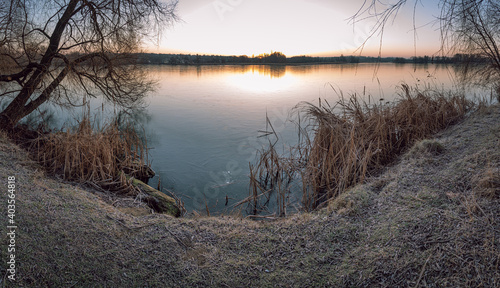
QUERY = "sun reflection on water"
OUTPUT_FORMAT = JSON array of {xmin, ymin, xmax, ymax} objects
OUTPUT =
[{"xmin": 225, "ymin": 66, "xmax": 297, "ymax": 93}]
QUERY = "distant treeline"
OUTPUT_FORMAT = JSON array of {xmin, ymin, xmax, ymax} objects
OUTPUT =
[{"xmin": 136, "ymin": 52, "xmax": 487, "ymax": 65}]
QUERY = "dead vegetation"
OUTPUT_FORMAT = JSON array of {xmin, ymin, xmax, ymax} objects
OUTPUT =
[
  {"xmin": 248, "ymin": 84, "xmax": 475, "ymax": 215},
  {"xmin": 0, "ymin": 104, "xmax": 498, "ymax": 287},
  {"xmin": 30, "ymin": 115, "xmax": 150, "ymax": 194},
  {"xmin": 14, "ymin": 111, "xmax": 180, "ymax": 216}
]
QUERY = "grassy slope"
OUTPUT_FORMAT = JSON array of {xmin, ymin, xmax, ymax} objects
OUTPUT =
[{"xmin": 0, "ymin": 105, "xmax": 499, "ymax": 287}]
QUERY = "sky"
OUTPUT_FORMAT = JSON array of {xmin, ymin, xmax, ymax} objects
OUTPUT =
[{"xmin": 152, "ymin": 0, "xmax": 443, "ymax": 57}]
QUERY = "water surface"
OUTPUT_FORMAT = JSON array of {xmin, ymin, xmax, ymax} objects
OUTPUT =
[{"xmin": 144, "ymin": 63, "xmax": 462, "ymax": 213}]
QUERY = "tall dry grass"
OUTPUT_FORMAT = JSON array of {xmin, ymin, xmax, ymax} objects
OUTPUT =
[
  {"xmin": 248, "ymin": 142, "xmax": 295, "ymax": 217},
  {"xmin": 249, "ymin": 84, "xmax": 475, "ymax": 214},
  {"xmin": 31, "ymin": 115, "xmax": 150, "ymax": 194},
  {"xmin": 242, "ymin": 114, "xmax": 297, "ymax": 217}
]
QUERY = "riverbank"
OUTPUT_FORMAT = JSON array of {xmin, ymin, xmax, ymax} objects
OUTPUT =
[{"xmin": 0, "ymin": 104, "xmax": 498, "ymax": 287}]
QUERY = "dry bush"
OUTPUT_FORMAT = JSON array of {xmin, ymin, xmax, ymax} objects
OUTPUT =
[
  {"xmin": 249, "ymin": 84, "xmax": 475, "ymax": 213},
  {"xmin": 30, "ymin": 116, "xmax": 150, "ymax": 195}
]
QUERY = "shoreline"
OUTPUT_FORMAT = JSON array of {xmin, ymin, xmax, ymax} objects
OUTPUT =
[
  {"xmin": 0, "ymin": 104, "xmax": 498, "ymax": 286},
  {"xmin": 140, "ymin": 62, "xmax": 444, "ymax": 67}
]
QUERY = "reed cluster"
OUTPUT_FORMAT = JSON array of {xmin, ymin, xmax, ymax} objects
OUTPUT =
[
  {"xmin": 248, "ymin": 142, "xmax": 295, "ymax": 217},
  {"xmin": 31, "ymin": 115, "xmax": 150, "ymax": 194},
  {"xmin": 249, "ymin": 84, "xmax": 475, "ymax": 214}
]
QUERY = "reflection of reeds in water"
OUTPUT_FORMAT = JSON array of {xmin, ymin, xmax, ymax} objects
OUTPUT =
[
  {"xmin": 31, "ymin": 114, "xmax": 150, "ymax": 194},
  {"xmin": 248, "ymin": 84, "xmax": 474, "ymax": 215}
]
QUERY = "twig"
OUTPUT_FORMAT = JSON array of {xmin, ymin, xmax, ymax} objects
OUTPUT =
[
  {"xmin": 105, "ymin": 215, "xmax": 156, "ymax": 230},
  {"xmin": 245, "ymin": 214, "xmax": 277, "ymax": 220},
  {"xmin": 414, "ymin": 254, "xmax": 432, "ymax": 288},
  {"xmin": 165, "ymin": 225, "xmax": 188, "ymax": 250}
]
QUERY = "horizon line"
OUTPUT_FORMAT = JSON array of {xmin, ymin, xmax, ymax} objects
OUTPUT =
[{"xmin": 139, "ymin": 52, "xmax": 449, "ymax": 59}]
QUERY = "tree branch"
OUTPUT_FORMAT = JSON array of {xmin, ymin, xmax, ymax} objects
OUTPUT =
[
  {"xmin": 23, "ymin": 64, "xmax": 71, "ymax": 116},
  {"xmin": 0, "ymin": 62, "xmax": 43, "ymax": 84}
]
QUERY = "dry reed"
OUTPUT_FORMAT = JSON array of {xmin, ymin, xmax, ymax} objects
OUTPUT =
[
  {"xmin": 30, "ymin": 115, "xmax": 150, "ymax": 195},
  {"xmin": 249, "ymin": 84, "xmax": 475, "ymax": 213},
  {"xmin": 246, "ymin": 114, "xmax": 299, "ymax": 216}
]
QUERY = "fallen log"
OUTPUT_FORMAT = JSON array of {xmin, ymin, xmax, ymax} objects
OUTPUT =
[{"xmin": 124, "ymin": 173, "xmax": 181, "ymax": 217}]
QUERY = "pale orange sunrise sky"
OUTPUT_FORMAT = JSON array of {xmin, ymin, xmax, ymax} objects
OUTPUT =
[{"xmin": 152, "ymin": 0, "xmax": 443, "ymax": 57}]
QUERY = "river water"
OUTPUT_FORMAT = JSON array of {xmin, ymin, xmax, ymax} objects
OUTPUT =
[
  {"xmin": 140, "ymin": 63, "xmax": 469, "ymax": 213},
  {"xmin": 37, "ymin": 63, "xmax": 486, "ymax": 213}
]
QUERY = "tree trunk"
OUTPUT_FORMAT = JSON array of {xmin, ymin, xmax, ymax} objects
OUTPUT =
[
  {"xmin": 0, "ymin": 106, "xmax": 31, "ymax": 131},
  {"xmin": 0, "ymin": 0, "xmax": 79, "ymax": 131}
]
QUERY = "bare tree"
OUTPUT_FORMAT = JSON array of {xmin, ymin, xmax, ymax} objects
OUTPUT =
[
  {"xmin": 0, "ymin": 0, "xmax": 177, "ymax": 130},
  {"xmin": 440, "ymin": 0, "xmax": 500, "ymax": 84},
  {"xmin": 352, "ymin": 0, "xmax": 500, "ymax": 86}
]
